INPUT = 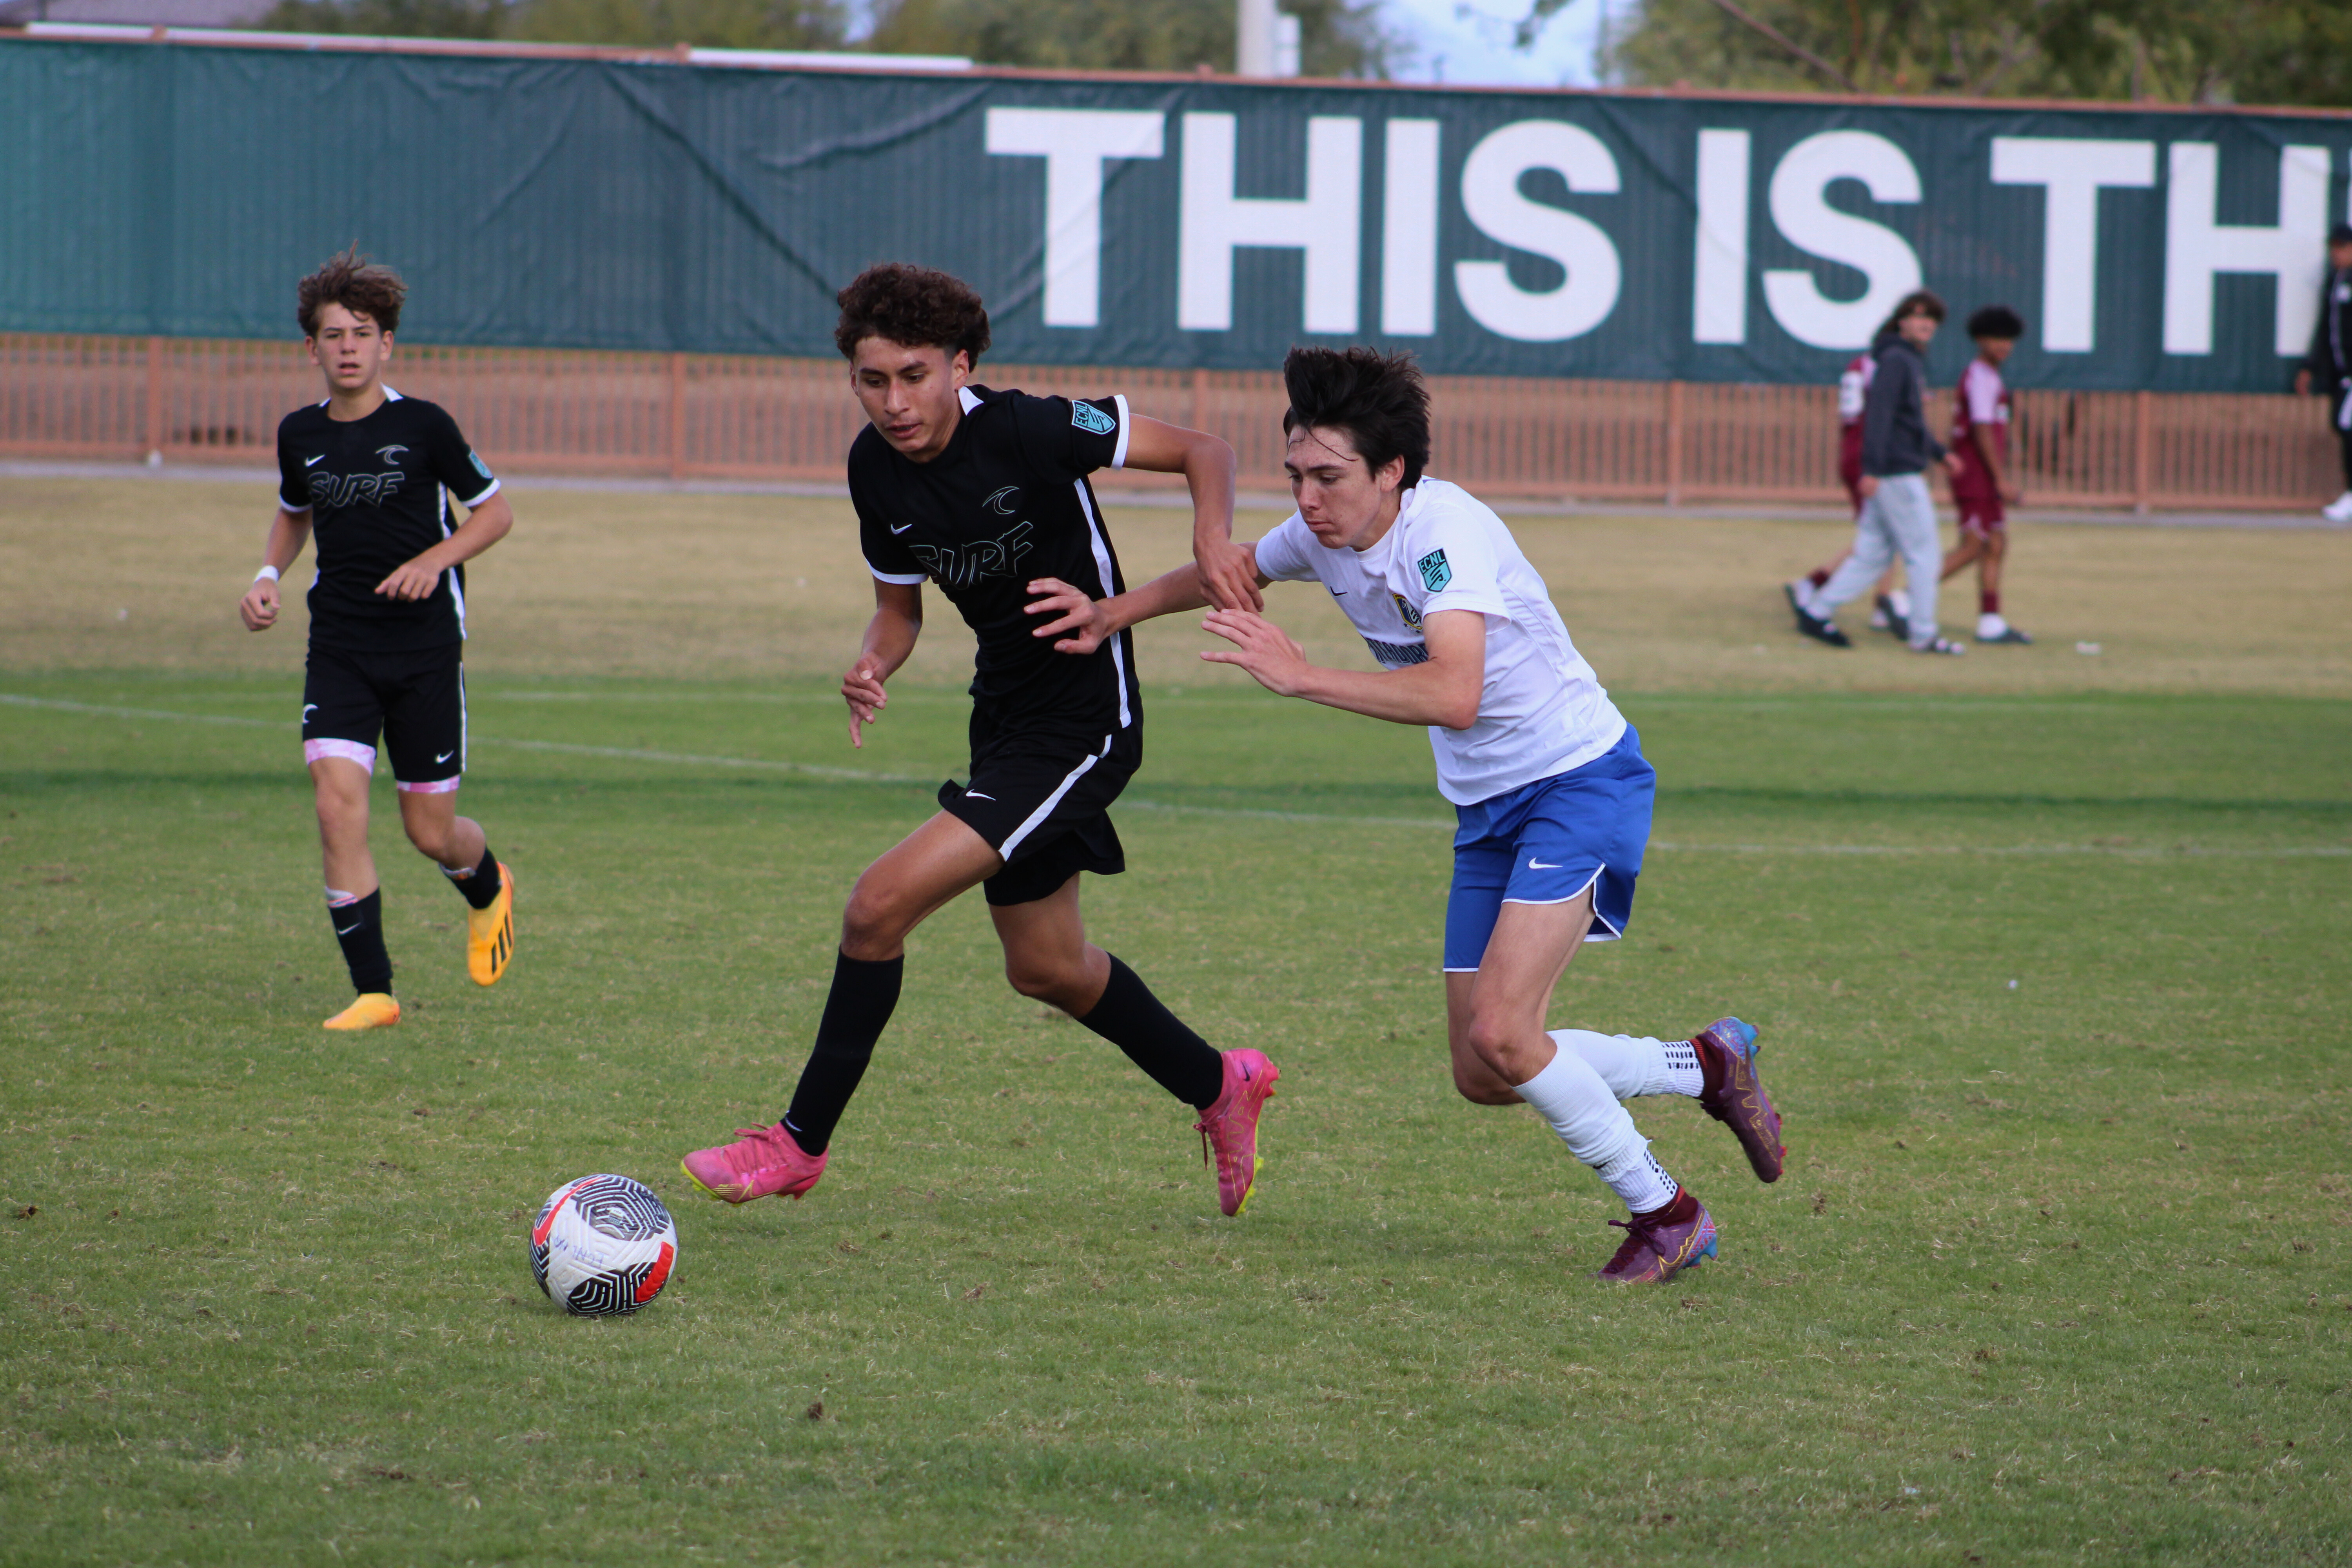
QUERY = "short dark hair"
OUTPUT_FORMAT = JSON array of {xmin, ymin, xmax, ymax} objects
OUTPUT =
[
  {"xmin": 1280, "ymin": 347, "xmax": 1431, "ymax": 489},
  {"xmin": 297, "ymin": 247, "xmax": 405, "ymax": 338},
  {"xmin": 1967, "ymin": 304, "xmax": 2025, "ymax": 341},
  {"xmin": 1878, "ymin": 289, "xmax": 1947, "ymax": 338},
  {"xmin": 834, "ymin": 263, "xmax": 991, "ymax": 363}
]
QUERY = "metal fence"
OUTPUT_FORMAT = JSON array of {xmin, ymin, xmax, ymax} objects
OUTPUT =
[{"xmin": 2, "ymin": 333, "xmax": 2337, "ymax": 510}]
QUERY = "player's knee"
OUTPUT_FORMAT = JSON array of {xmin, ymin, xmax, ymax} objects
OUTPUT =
[
  {"xmin": 401, "ymin": 816, "xmax": 451, "ymax": 859},
  {"xmin": 1450, "ymin": 1056, "xmax": 1519, "ymax": 1106},
  {"xmin": 839, "ymin": 881, "xmax": 915, "ymax": 959},
  {"xmin": 1463, "ymin": 1010, "xmax": 1535, "ymax": 1080},
  {"xmin": 1002, "ymin": 954, "xmax": 1082, "ymax": 1007}
]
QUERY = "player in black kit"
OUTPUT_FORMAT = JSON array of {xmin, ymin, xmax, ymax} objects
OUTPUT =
[
  {"xmin": 236, "ymin": 250, "xmax": 518, "ymax": 1030},
  {"xmin": 682, "ymin": 263, "xmax": 1281, "ymax": 1217}
]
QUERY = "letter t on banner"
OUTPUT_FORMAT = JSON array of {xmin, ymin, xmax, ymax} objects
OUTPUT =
[
  {"xmin": 2163, "ymin": 142, "xmax": 2331, "ymax": 356},
  {"xmin": 1988, "ymin": 137, "xmax": 2154, "ymax": 353},
  {"xmin": 1179, "ymin": 113, "xmax": 1363, "ymax": 334},
  {"xmin": 986, "ymin": 109, "xmax": 1167, "ymax": 329}
]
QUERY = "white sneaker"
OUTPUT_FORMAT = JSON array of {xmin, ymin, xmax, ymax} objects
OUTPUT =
[
  {"xmin": 1978, "ymin": 612, "xmax": 2009, "ymax": 639},
  {"xmin": 2323, "ymin": 491, "xmax": 2352, "ymax": 523}
]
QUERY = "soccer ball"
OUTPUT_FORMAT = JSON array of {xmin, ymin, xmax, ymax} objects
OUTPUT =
[{"xmin": 529, "ymin": 1174, "xmax": 678, "ymax": 1317}]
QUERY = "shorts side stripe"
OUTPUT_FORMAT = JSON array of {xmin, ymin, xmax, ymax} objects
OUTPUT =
[{"xmin": 999, "ymin": 734, "xmax": 1112, "ymax": 858}]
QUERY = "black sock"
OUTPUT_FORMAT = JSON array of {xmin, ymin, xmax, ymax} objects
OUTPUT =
[
  {"xmin": 329, "ymin": 890, "xmax": 393, "ymax": 995},
  {"xmin": 1076, "ymin": 955, "xmax": 1225, "ymax": 1111},
  {"xmin": 443, "ymin": 846, "xmax": 502, "ymax": 911},
  {"xmin": 781, "ymin": 951, "xmax": 903, "ymax": 1156}
]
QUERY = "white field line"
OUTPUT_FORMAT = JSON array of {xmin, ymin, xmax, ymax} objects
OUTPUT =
[{"xmin": 5, "ymin": 692, "xmax": 2344, "ymax": 858}]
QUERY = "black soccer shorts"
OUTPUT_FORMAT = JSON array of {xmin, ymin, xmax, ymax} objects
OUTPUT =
[
  {"xmin": 301, "ymin": 642, "xmax": 468, "ymax": 793},
  {"xmin": 938, "ymin": 719, "xmax": 1140, "ymax": 907}
]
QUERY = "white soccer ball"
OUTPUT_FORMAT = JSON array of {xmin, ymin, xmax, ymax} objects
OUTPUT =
[{"xmin": 529, "ymin": 1174, "xmax": 678, "ymax": 1317}]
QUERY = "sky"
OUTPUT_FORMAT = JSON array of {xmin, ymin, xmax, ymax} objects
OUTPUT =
[{"xmin": 1381, "ymin": 0, "xmax": 1607, "ymax": 87}]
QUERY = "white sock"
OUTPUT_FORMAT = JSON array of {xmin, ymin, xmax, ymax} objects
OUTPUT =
[
  {"xmin": 1514, "ymin": 1050, "xmax": 1675, "ymax": 1211},
  {"xmin": 1888, "ymin": 588, "xmax": 1912, "ymax": 616},
  {"xmin": 1547, "ymin": 1029, "xmax": 1702, "ymax": 1099},
  {"xmin": 1593, "ymin": 1141, "xmax": 1680, "ymax": 1214}
]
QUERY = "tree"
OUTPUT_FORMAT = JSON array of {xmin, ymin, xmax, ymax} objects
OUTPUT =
[
  {"xmin": 864, "ymin": 0, "xmax": 1405, "ymax": 77},
  {"xmin": 255, "ymin": 0, "xmax": 846, "ymax": 49},
  {"xmin": 1522, "ymin": 0, "xmax": 2352, "ymax": 107}
]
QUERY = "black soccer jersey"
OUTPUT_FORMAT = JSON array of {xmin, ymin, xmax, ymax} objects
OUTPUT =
[
  {"xmin": 853, "ymin": 386, "xmax": 1142, "ymax": 739},
  {"xmin": 275, "ymin": 390, "xmax": 500, "ymax": 653}
]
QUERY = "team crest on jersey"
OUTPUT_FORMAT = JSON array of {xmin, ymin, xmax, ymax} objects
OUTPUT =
[
  {"xmin": 1391, "ymin": 592, "xmax": 1423, "ymax": 630},
  {"xmin": 470, "ymin": 450, "xmax": 494, "ymax": 479},
  {"xmin": 1416, "ymin": 548, "xmax": 1452, "ymax": 592},
  {"xmin": 1070, "ymin": 401, "xmax": 1116, "ymax": 436}
]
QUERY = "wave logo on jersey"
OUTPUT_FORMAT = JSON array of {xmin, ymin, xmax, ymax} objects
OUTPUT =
[
  {"xmin": 908, "ymin": 521, "xmax": 1034, "ymax": 588},
  {"xmin": 983, "ymin": 485, "xmax": 1022, "ymax": 516},
  {"xmin": 307, "ymin": 468, "xmax": 408, "ymax": 508},
  {"xmin": 1070, "ymin": 401, "xmax": 1116, "ymax": 436},
  {"xmin": 375, "ymin": 445, "xmax": 408, "ymax": 463},
  {"xmin": 1416, "ymin": 549, "xmax": 1452, "ymax": 593},
  {"xmin": 1392, "ymin": 592, "xmax": 1423, "ymax": 631}
]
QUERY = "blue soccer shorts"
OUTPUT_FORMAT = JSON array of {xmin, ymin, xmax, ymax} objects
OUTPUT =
[{"xmin": 1442, "ymin": 724, "xmax": 1656, "ymax": 973}]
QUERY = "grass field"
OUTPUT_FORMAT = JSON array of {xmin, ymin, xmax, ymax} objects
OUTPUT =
[{"xmin": 3, "ymin": 477, "xmax": 2348, "ymax": 1566}]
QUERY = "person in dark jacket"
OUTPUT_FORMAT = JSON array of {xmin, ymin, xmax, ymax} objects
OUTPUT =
[
  {"xmin": 2292, "ymin": 222, "xmax": 2352, "ymax": 523},
  {"xmin": 1792, "ymin": 290, "xmax": 1968, "ymax": 654}
]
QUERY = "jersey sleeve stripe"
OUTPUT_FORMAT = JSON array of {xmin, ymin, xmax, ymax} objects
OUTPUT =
[
  {"xmin": 456, "ymin": 477, "xmax": 500, "ymax": 509},
  {"xmin": 1109, "ymin": 394, "xmax": 1132, "ymax": 470},
  {"xmin": 869, "ymin": 564, "xmax": 927, "ymax": 585}
]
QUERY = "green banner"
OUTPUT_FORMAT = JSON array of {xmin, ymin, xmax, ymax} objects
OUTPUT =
[{"xmin": 6, "ymin": 36, "xmax": 2350, "ymax": 390}]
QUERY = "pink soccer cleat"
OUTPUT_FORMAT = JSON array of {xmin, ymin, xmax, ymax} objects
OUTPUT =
[
  {"xmin": 1193, "ymin": 1049, "xmax": 1280, "ymax": 1217},
  {"xmin": 680, "ymin": 1123, "xmax": 828, "ymax": 1204},
  {"xmin": 1691, "ymin": 1017, "xmax": 1785, "ymax": 1183}
]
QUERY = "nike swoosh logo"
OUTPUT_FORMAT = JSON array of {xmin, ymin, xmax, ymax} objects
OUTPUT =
[
  {"xmin": 1327, "ymin": 587, "xmax": 1347, "ymax": 596},
  {"xmin": 1528, "ymin": 858, "xmax": 1562, "ymax": 870},
  {"xmin": 965, "ymin": 791, "xmax": 993, "ymax": 801},
  {"xmin": 435, "ymin": 751, "xmax": 455, "ymax": 763},
  {"xmin": 305, "ymin": 454, "xmax": 325, "ymax": 466},
  {"xmin": 336, "ymin": 923, "xmax": 361, "ymax": 936},
  {"xmin": 889, "ymin": 522, "xmax": 914, "ymax": 535}
]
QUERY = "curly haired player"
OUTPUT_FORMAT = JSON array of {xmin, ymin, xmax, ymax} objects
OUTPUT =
[
  {"xmin": 681, "ymin": 264, "xmax": 1279, "ymax": 1218},
  {"xmin": 1938, "ymin": 305, "xmax": 2032, "ymax": 644},
  {"xmin": 236, "ymin": 249, "xmax": 517, "ymax": 1030}
]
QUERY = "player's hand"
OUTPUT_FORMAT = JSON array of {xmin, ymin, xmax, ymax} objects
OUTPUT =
[
  {"xmin": 375, "ymin": 557, "xmax": 443, "ymax": 601},
  {"xmin": 1199, "ymin": 608, "xmax": 1308, "ymax": 696},
  {"xmin": 1857, "ymin": 474, "xmax": 1880, "ymax": 499},
  {"xmin": 1026, "ymin": 577, "xmax": 1113, "ymax": 654},
  {"xmin": 842, "ymin": 659, "xmax": 888, "ymax": 748},
  {"xmin": 1194, "ymin": 534, "xmax": 1263, "ymax": 613},
  {"xmin": 1943, "ymin": 450, "xmax": 1965, "ymax": 479},
  {"xmin": 239, "ymin": 578, "xmax": 279, "ymax": 632}
]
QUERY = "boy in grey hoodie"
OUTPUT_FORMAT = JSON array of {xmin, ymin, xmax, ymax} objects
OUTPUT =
[{"xmin": 1795, "ymin": 290, "xmax": 1968, "ymax": 655}]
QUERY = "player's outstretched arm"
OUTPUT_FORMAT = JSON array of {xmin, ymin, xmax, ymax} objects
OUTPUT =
[
  {"xmin": 375, "ymin": 492, "xmax": 515, "ymax": 602},
  {"xmin": 1202, "ymin": 606, "xmax": 1485, "ymax": 730},
  {"xmin": 844, "ymin": 579, "xmax": 924, "ymax": 748},
  {"xmin": 238, "ymin": 505, "xmax": 314, "ymax": 632},
  {"xmin": 1120, "ymin": 414, "xmax": 1256, "ymax": 614},
  {"xmin": 1027, "ymin": 544, "xmax": 1269, "ymax": 655}
]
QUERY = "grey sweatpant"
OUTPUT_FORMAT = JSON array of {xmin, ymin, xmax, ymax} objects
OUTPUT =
[{"xmin": 1817, "ymin": 471, "xmax": 1942, "ymax": 647}]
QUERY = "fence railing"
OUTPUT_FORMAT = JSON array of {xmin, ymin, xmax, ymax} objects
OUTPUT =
[{"xmin": 1, "ymin": 334, "xmax": 2336, "ymax": 511}]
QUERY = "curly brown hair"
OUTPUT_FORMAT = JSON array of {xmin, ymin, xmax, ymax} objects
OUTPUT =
[
  {"xmin": 834, "ymin": 263, "xmax": 991, "ymax": 363},
  {"xmin": 297, "ymin": 247, "xmax": 406, "ymax": 338}
]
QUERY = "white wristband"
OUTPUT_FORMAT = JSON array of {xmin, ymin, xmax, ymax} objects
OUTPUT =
[{"xmin": 254, "ymin": 564, "xmax": 281, "ymax": 583}]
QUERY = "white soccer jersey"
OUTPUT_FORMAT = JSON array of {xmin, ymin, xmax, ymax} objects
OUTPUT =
[{"xmin": 1252, "ymin": 478, "xmax": 1626, "ymax": 807}]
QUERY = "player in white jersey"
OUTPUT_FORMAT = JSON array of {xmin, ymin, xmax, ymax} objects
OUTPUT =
[{"xmin": 1060, "ymin": 349, "xmax": 1787, "ymax": 1283}]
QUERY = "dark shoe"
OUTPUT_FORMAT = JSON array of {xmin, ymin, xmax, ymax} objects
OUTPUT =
[
  {"xmin": 1595, "ymin": 1191, "xmax": 1718, "ymax": 1284},
  {"xmin": 1691, "ymin": 1018, "xmax": 1784, "ymax": 1183},
  {"xmin": 1794, "ymin": 608, "xmax": 1852, "ymax": 647},
  {"xmin": 1874, "ymin": 593, "xmax": 1910, "ymax": 641}
]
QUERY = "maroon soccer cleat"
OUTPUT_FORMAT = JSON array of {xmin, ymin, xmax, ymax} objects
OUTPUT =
[
  {"xmin": 1692, "ymin": 1016, "xmax": 1785, "ymax": 1183},
  {"xmin": 1193, "ymin": 1049, "xmax": 1280, "ymax": 1217},
  {"xmin": 1594, "ymin": 1189, "xmax": 1717, "ymax": 1284}
]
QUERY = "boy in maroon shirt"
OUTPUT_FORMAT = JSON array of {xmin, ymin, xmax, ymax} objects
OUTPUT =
[{"xmin": 1939, "ymin": 306, "xmax": 2030, "ymax": 644}]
